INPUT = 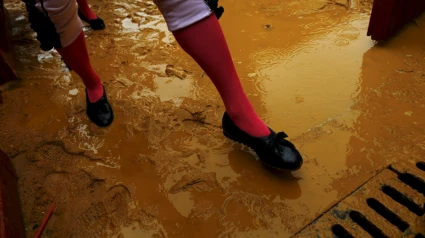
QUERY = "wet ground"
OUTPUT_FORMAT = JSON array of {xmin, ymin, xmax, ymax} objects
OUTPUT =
[{"xmin": 1, "ymin": 0, "xmax": 425, "ymax": 237}]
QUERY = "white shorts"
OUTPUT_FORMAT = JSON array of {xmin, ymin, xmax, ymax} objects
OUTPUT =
[
  {"xmin": 24, "ymin": 0, "xmax": 83, "ymax": 49},
  {"xmin": 24, "ymin": 0, "xmax": 217, "ymax": 50},
  {"xmin": 35, "ymin": 0, "xmax": 83, "ymax": 47},
  {"xmin": 154, "ymin": 0, "xmax": 213, "ymax": 32}
]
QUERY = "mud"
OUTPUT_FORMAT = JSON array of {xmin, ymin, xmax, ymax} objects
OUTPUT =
[{"xmin": 1, "ymin": 0, "xmax": 425, "ymax": 237}]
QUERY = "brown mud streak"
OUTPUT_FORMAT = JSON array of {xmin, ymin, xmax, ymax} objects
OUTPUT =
[
  {"xmin": 2, "ymin": 0, "xmax": 425, "ymax": 236},
  {"xmin": 33, "ymin": 140, "xmax": 102, "ymax": 161},
  {"xmin": 181, "ymin": 106, "xmax": 221, "ymax": 128}
]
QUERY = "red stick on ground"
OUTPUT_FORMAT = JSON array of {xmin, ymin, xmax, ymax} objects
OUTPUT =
[
  {"xmin": 34, "ymin": 204, "xmax": 55, "ymax": 238},
  {"xmin": 367, "ymin": 0, "xmax": 425, "ymax": 41}
]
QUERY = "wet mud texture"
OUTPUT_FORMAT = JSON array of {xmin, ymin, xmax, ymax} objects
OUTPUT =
[{"xmin": 1, "ymin": 0, "xmax": 425, "ymax": 237}]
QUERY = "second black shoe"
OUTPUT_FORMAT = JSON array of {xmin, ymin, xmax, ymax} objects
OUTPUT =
[
  {"xmin": 86, "ymin": 86, "xmax": 114, "ymax": 127},
  {"xmin": 78, "ymin": 9, "xmax": 105, "ymax": 30}
]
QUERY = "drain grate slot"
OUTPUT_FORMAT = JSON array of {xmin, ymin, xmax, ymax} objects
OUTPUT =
[
  {"xmin": 417, "ymin": 162, "xmax": 425, "ymax": 172},
  {"xmin": 331, "ymin": 224, "xmax": 354, "ymax": 238},
  {"xmin": 366, "ymin": 198, "xmax": 409, "ymax": 231},
  {"xmin": 349, "ymin": 211, "xmax": 388, "ymax": 238},
  {"xmin": 397, "ymin": 173, "xmax": 425, "ymax": 196},
  {"xmin": 381, "ymin": 185, "xmax": 424, "ymax": 216},
  {"xmin": 296, "ymin": 163, "xmax": 425, "ymax": 238}
]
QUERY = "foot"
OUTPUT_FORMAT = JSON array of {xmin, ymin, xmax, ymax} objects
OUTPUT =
[
  {"xmin": 78, "ymin": 9, "xmax": 105, "ymax": 30},
  {"xmin": 222, "ymin": 112, "xmax": 303, "ymax": 171},
  {"xmin": 86, "ymin": 86, "xmax": 114, "ymax": 127}
]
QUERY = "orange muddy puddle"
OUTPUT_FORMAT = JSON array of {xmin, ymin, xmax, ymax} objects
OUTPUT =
[{"xmin": 1, "ymin": 0, "xmax": 425, "ymax": 237}]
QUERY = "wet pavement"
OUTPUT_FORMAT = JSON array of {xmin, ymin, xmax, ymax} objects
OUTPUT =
[{"xmin": 1, "ymin": 0, "xmax": 425, "ymax": 237}]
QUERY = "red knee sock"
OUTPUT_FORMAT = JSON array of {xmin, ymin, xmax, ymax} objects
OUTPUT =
[
  {"xmin": 56, "ymin": 31, "xmax": 103, "ymax": 103},
  {"xmin": 76, "ymin": 0, "xmax": 97, "ymax": 20},
  {"xmin": 173, "ymin": 15, "xmax": 270, "ymax": 137}
]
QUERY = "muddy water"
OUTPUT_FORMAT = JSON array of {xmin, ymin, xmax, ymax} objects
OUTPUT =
[{"xmin": 1, "ymin": 0, "xmax": 425, "ymax": 237}]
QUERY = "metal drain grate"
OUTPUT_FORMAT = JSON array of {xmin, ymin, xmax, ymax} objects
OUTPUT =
[{"xmin": 294, "ymin": 161, "xmax": 425, "ymax": 238}]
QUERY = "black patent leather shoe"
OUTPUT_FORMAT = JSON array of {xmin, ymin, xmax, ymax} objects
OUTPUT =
[
  {"xmin": 86, "ymin": 86, "xmax": 114, "ymax": 127},
  {"xmin": 222, "ymin": 112, "xmax": 303, "ymax": 171},
  {"xmin": 78, "ymin": 9, "xmax": 105, "ymax": 30}
]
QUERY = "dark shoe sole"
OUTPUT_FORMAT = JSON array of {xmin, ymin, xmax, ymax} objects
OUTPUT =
[{"xmin": 223, "ymin": 131, "xmax": 301, "ymax": 171}]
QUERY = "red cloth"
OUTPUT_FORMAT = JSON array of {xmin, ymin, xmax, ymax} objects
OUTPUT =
[
  {"xmin": 0, "ymin": 150, "xmax": 26, "ymax": 238},
  {"xmin": 367, "ymin": 0, "xmax": 425, "ymax": 41}
]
